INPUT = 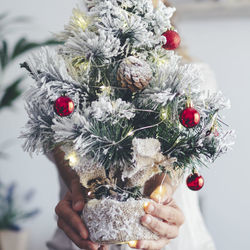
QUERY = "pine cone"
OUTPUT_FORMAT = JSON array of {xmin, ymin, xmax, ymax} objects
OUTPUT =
[{"xmin": 117, "ymin": 56, "xmax": 152, "ymax": 92}]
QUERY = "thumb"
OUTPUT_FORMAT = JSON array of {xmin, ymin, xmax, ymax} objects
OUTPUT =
[
  {"xmin": 70, "ymin": 179, "xmax": 85, "ymax": 212},
  {"xmin": 150, "ymin": 184, "xmax": 173, "ymax": 204}
]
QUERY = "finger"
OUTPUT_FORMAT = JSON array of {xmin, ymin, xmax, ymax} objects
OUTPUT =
[
  {"xmin": 150, "ymin": 185, "xmax": 173, "ymax": 204},
  {"xmin": 99, "ymin": 245, "xmax": 109, "ymax": 250},
  {"xmin": 70, "ymin": 178, "xmax": 85, "ymax": 212},
  {"xmin": 141, "ymin": 215, "xmax": 179, "ymax": 239},
  {"xmin": 144, "ymin": 202, "xmax": 185, "ymax": 226},
  {"xmin": 55, "ymin": 200, "xmax": 88, "ymax": 239},
  {"xmin": 136, "ymin": 238, "xmax": 170, "ymax": 250},
  {"xmin": 57, "ymin": 218, "xmax": 99, "ymax": 250},
  {"xmin": 64, "ymin": 192, "xmax": 73, "ymax": 202}
]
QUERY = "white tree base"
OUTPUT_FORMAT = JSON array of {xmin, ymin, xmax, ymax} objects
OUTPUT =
[{"xmin": 82, "ymin": 198, "xmax": 159, "ymax": 244}]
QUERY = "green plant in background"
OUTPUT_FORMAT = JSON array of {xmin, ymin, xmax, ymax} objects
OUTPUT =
[
  {"xmin": 0, "ymin": 181, "xmax": 39, "ymax": 231},
  {"xmin": 0, "ymin": 13, "xmax": 59, "ymax": 158},
  {"xmin": 0, "ymin": 14, "xmax": 44, "ymax": 233},
  {"xmin": 0, "ymin": 13, "xmax": 59, "ymax": 111}
]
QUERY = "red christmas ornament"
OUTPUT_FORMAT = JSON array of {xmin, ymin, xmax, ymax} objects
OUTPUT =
[
  {"xmin": 54, "ymin": 96, "xmax": 74, "ymax": 117},
  {"xmin": 162, "ymin": 30, "xmax": 181, "ymax": 50},
  {"xmin": 186, "ymin": 173, "xmax": 204, "ymax": 191},
  {"xmin": 180, "ymin": 107, "xmax": 200, "ymax": 128},
  {"xmin": 214, "ymin": 129, "xmax": 220, "ymax": 137}
]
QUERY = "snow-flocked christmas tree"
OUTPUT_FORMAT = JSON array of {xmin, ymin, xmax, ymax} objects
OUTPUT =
[{"xmin": 20, "ymin": 0, "xmax": 234, "ymax": 244}]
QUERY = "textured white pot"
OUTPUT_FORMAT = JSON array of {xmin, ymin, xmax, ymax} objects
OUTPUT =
[
  {"xmin": 82, "ymin": 198, "xmax": 159, "ymax": 244},
  {"xmin": 0, "ymin": 230, "xmax": 28, "ymax": 250}
]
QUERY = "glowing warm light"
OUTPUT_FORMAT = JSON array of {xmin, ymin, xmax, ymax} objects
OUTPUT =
[
  {"xmin": 160, "ymin": 109, "xmax": 168, "ymax": 120},
  {"xmin": 157, "ymin": 58, "xmax": 168, "ymax": 66},
  {"xmin": 117, "ymin": 242, "xmax": 129, "ymax": 245},
  {"xmin": 67, "ymin": 152, "xmax": 78, "ymax": 166},
  {"xmin": 100, "ymin": 85, "xmax": 111, "ymax": 94},
  {"xmin": 72, "ymin": 57, "xmax": 89, "ymax": 72},
  {"xmin": 128, "ymin": 241, "xmax": 138, "ymax": 248},
  {"xmin": 81, "ymin": 61, "xmax": 89, "ymax": 71},
  {"xmin": 150, "ymin": 185, "xmax": 167, "ymax": 203},
  {"xmin": 178, "ymin": 123, "xmax": 183, "ymax": 130},
  {"xmin": 143, "ymin": 201, "xmax": 150, "ymax": 211},
  {"xmin": 72, "ymin": 9, "xmax": 91, "ymax": 31},
  {"xmin": 88, "ymin": 191, "xmax": 92, "ymax": 196},
  {"xmin": 127, "ymin": 130, "xmax": 134, "ymax": 137}
]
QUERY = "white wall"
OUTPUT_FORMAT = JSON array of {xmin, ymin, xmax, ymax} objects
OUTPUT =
[
  {"xmin": 179, "ymin": 17, "xmax": 250, "ymax": 250},
  {"xmin": 1, "ymin": 1, "xmax": 77, "ymax": 250},
  {"xmin": 1, "ymin": 1, "xmax": 250, "ymax": 250}
]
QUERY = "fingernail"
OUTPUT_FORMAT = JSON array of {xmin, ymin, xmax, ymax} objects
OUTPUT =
[
  {"xmin": 144, "ymin": 215, "xmax": 151, "ymax": 224},
  {"xmin": 74, "ymin": 201, "xmax": 84, "ymax": 210},
  {"xmin": 80, "ymin": 231, "xmax": 88, "ymax": 240},
  {"xmin": 147, "ymin": 204, "xmax": 154, "ymax": 213},
  {"xmin": 94, "ymin": 244, "xmax": 101, "ymax": 250},
  {"xmin": 138, "ymin": 241, "xmax": 144, "ymax": 249},
  {"xmin": 144, "ymin": 202, "xmax": 154, "ymax": 213}
]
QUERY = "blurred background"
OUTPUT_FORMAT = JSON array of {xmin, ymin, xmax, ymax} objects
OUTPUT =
[{"xmin": 0, "ymin": 0, "xmax": 249, "ymax": 249}]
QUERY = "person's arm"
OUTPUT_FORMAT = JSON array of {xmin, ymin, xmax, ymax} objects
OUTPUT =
[
  {"xmin": 50, "ymin": 147, "xmax": 102, "ymax": 250},
  {"xmin": 50, "ymin": 146, "xmax": 86, "ymax": 211},
  {"xmin": 50, "ymin": 147, "xmax": 79, "ymax": 189}
]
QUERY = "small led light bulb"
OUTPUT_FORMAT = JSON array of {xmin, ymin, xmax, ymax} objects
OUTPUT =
[
  {"xmin": 160, "ymin": 110, "xmax": 168, "ymax": 120},
  {"xmin": 127, "ymin": 130, "xmax": 134, "ymax": 137},
  {"xmin": 100, "ymin": 85, "xmax": 111, "ymax": 94},
  {"xmin": 150, "ymin": 185, "xmax": 167, "ymax": 203},
  {"xmin": 128, "ymin": 241, "xmax": 138, "ymax": 248},
  {"xmin": 143, "ymin": 201, "xmax": 150, "ymax": 211},
  {"xmin": 67, "ymin": 152, "xmax": 78, "ymax": 166},
  {"xmin": 157, "ymin": 58, "xmax": 167, "ymax": 66}
]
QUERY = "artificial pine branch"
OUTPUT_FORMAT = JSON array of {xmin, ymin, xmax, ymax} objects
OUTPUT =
[{"xmin": 20, "ymin": 0, "xmax": 234, "ymax": 200}]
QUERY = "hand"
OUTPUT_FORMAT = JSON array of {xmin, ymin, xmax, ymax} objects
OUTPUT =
[
  {"xmin": 131, "ymin": 184, "xmax": 185, "ymax": 250},
  {"xmin": 55, "ymin": 179, "xmax": 108, "ymax": 250}
]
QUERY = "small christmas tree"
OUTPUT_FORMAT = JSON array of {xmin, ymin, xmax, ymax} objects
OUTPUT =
[{"xmin": 20, "ymin": 0, "xmax": 233, "ymax": 244}]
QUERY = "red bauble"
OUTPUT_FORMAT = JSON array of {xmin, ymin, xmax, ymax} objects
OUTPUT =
[
  {"xmin": 162, "ymin": 30, "xmax": 181, "ymax": 50},
  {"xmin": 214, "ymin": 129, "xmax": 220, "ymax": 137},
  {"xmin": 180, "ymin": 107, "xmax": 200, "ymax": 128},
  {"xmin": 186, "ymin": 173, "xmax": 204, "ymax": 191},
  {"xmin": 54, "ymin": 96, "xmax": 74, "ymax": 117}
]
